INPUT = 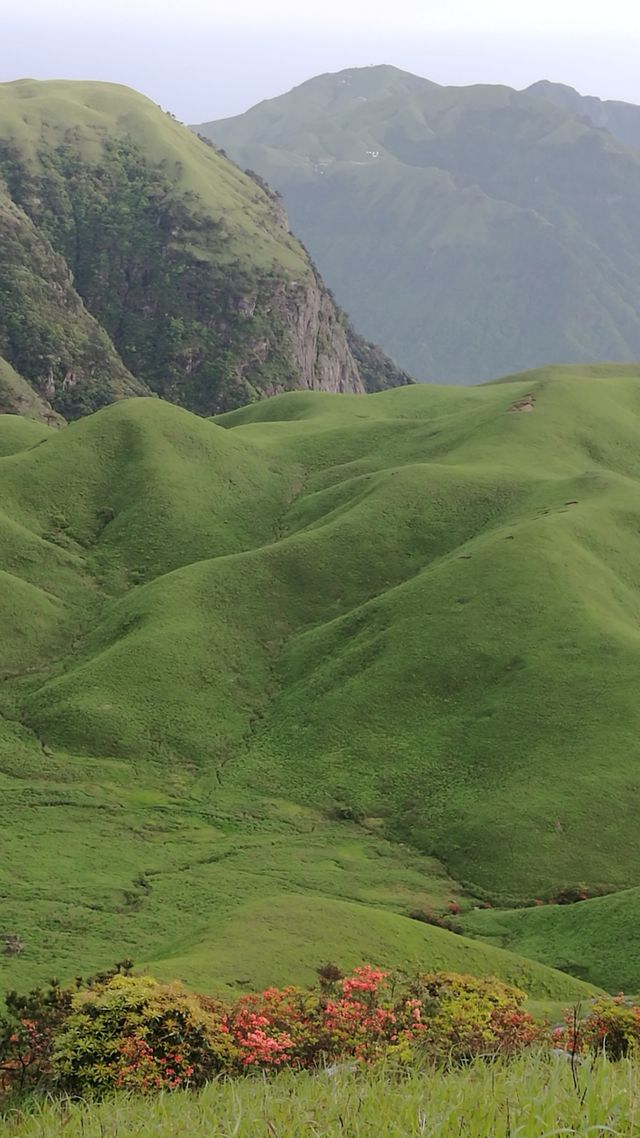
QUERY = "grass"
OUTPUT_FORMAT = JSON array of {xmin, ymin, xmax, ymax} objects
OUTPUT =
[
  {"xmin": 5, "ymin": 1056, "xmax": 640, "ymax": 1135},
  {"xmin": 3, "ymin": 365, "xmax": 640, "ymax": 997},
  {"xmin": 0, "ymin": 79, "xmax": 307, "ymax": 277},
  {"xmin": 463, "ymin": 887, "xmax": 640, "ymax": 993}
]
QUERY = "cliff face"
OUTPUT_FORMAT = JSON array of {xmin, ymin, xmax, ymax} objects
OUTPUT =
[
  {"xmin": 282, "ymin": 278, "xmax": 364, "ymax": 395},
  {"xmin": 0, "ymin": 79, "xmax": 408, "ymax": 420}
]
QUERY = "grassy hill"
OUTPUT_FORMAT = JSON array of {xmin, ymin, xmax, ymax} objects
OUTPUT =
[
  {"xmin": 463, "ymin": 887, "xmax": 640, "ymax": 993},
  {"xmin": 0, "ymin": 79, "xmax": 407, "ymax": 420},
  {"xmin": 199, "ymin": 66, "xmax": 640, "ymax": 382},
  {"xmin": 2, "ymin": 364, "xmax": 640, "ymax": 997}
]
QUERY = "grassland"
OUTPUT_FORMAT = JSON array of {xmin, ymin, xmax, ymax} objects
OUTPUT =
[
  {"xmin": 463, "ymin": 886, "xmax": 640, "ymax": 993},
  {"xmin": 2, "ymin": 364, "xmax": 640, "ymax": 997},
  {"xmin": 5, "ymin": 1057, "xmax": 640, "ymax": 1136}
]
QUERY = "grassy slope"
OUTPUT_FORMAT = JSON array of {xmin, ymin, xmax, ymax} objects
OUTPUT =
[
  {"xmin": 201, "ymin": 65, "xmax": 640, "ymax": 381},
  {"xmin": 149, "ymin": 894, "xmax": 595, "ymax": 1002},
  {"xmin": 463, "ymin": 888, "xmax": 640, "ymax": 993},
  {"xmin": 0, "ymin": 79, "xmax": 307, "ymax": 277},
  {"xmin": 1, "ymin": 365, "xmax": 640, "ymax": 997}
]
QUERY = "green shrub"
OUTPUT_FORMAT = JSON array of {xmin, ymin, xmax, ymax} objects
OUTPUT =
[
  {"xmin": 555, "ymin": 996, "xmax": 640, "ymax": 1060},
  {"xmin": 401, "ymin": 972, "xmax": 539, "ymax": 1064},
  {"xmin": 0, "ymin": 979, "xmax": 73, "ymax": 1094},
  {"xmin": 52, "ymin": 974, "xmax": 237, "ymax": 1093}
]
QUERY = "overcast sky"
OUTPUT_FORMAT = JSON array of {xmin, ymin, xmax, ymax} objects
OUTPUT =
[{"xmin": 3, "ymin": 0, "xmax": 640, "ymax": 122}]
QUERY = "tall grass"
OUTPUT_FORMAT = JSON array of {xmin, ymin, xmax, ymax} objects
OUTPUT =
[{"xmin": 4, "ymin": 1055, "xmax": 640, "ymax": 1137}]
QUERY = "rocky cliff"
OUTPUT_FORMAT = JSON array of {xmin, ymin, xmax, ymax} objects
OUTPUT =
[{"xmin": 0, "ymin": 79, "xmax": 408, "ymax": 420}]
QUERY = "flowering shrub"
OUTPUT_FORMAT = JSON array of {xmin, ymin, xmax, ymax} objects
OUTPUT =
[
  {"xmin": 0, "ymin": 963, "xmax": 543, "ymax": 1097},
  {"xmin": 553, "ymin": 996, "xmax": 640, "ymax": 1060},
  {"xmin": 231, "ymin": 986, "xmax": 317, "ymax": 1068},
  {"xmin": 230, "ymin": 967, "xmax": 399, "ymax": 1068},
  {"xmin": 402, "ymin": 973, "xmax": 539, "ymax": 1063},
  {"xmin": 51, "ymin": 974, "xmax": 238, "ymax": 1093},
  {"xmin": 229, "ymin": 967, "xmax": 537, "ymax": 1069},
  {"xmin": 0, "ymin": 980, "xmax": 73, "ymax": 1093}
]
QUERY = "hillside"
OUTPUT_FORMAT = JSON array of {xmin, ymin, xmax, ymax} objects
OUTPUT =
[
  {"xmin": 199, "ymin": 66, "xmax": 640, "ymax": 382},
  {"xmin": 0, "ymin": 79, "xmax": 407, "ymax": 420},
  {"xmin": 2, "ymin": 365, "xmax": 640, "ymax": 994},
  {"xmin": 527, "ymin": 80, "xmax": 640, "ymax": 150},
  {"xmin": 463, "ymin": 886, "xmax": 640, "ymax": 993}
]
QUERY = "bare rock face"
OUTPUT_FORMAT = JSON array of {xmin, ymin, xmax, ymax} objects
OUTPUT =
[{"xmin": 284, "ymin": 277, "xmax": 364, "ymax": 395}]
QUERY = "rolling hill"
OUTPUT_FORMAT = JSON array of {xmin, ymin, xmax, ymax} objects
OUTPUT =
[
  {"xmin": 198, "ymin": 66, "xmax": 640, "ymax": 382},
  {"xmin": 463, "ymin": 887, "xmax": 640, "ymax": 993},
  {"xmin": 2, "ymin": 364, "xmax": 640, "ymax": 996},
  {"xmin": 0, "ymin": 79, "xmax": 408, "ymax": 421}
]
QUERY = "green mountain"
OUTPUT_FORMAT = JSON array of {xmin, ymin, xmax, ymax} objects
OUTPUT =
[
  {"xmin": 198, "ymin": 65, "xmax": 640, "ymax": 383},
  {"xmin": 527, "ymin": 80, "xmax": 640, "ymax": 150},
  {"xmin": 2, "ymin": 364, "xmax": 640, "ymax": 995},
  {"xmin": 0, "ymin": 79, "xmax": 408, "ymax": 421}
]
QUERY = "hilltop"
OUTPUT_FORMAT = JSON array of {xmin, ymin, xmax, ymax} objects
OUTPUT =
[
  {"xmin": 2, "ymin": 364, "xmax": 640, "ymax": 995},
  {"xmin": 199, "ymin": 65, "xmax": 640, "ymax": 382},
  {"xmin": 0, "ymin": 79, "xmax": 408, "ymax": 421}
]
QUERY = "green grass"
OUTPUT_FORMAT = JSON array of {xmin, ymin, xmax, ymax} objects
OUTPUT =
[
  {"xmin": 5, "ymin": 1057, "xmax": 640, "ymax": 1136},
  {"xmin": 3, "ymin": 365, "xmax": 640, "ymax": 997},
  {"xmin": 463, "ymin": 887, "xmax": 640, "ymax": 993},
  {"xmin": 0, "ymin": 80, "xmax": 307, "ymax": 277}
]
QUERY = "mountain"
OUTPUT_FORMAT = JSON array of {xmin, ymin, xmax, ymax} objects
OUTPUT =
[
  {"xmin": 0, "ymin": 79, "xmax": 408, "ymax": 420},
  {"xmin": 526, "ymin": 80, "xmax": 640, "ymax": 150},
  {"xmin": 2, "ymin": 364, "xmax": 640, "ymax": 994},
  {"xmin": 198, "ymin": 65, "xmax": 640, "ymax": 383}
]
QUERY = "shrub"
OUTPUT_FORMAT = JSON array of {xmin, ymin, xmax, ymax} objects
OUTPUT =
[
  {"xmin": 554, "ymin": 996, "xmax": 640, "ymax": 1060},
  {"xmin": 408, "ymin": 910, "xmax": 464, "ymax": 935},
  {"xmin": 0, "ymin": 963, "xmax": 542, "ymax": 1098},
  {"xmin": 401, "ymin": 972, "xmax": 539, "ymax": 1064},
  {"xmin": 229, "ymin": 967, "xmax": 538, "ymax": 1070},
  {"xmin": 230, "ymin": 967, "xmax": 398, "ymax": 1068},
  {"xmin": 0, "ymin": 979, "xmax": 73, "ymax": 1094},
  {"xmin": 52, "ymin": 974, "xmax": 238, "ymax": 1093}
]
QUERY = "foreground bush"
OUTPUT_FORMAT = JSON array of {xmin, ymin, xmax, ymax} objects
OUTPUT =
[
  {"xmin": 554, "ymin": 995, "xmax": 640, "ymax": 1060},
  {"xmin": 52, "ymin": 974, "xmax": 237, "ymax": 1093},
  {"xmin": 0, "ymin": 962, "xmax": 546, "ymax": 1098},
  {"xmin": 401, "ymin": 972, "xmax": 539, "ymax": 1063}
]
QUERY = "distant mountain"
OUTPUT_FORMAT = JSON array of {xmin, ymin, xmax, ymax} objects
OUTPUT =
[
  {"xmin": 526, "ymin": 80, "xmax": 640, "ymax": 150},
  {"xmin": 0, "ymin": 79, "xmax": 408, "ymax": 420},
  {"xmin": 198, "ymin": 66, "xmax": 640, "ymax": 383}
]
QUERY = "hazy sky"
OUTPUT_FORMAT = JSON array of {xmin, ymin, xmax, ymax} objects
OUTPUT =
[{"xmin": 3, "ymin": 0, "xmax": 640, "ymax": 122}]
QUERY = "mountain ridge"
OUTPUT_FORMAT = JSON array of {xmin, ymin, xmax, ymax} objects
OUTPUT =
[
  {"xmin": 198, "ymin": 66, "xmax": 640, "ymax": 383},
  {"xmin": 0, "ymin": 78, "xmax": 409, "ymax": 421}
]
